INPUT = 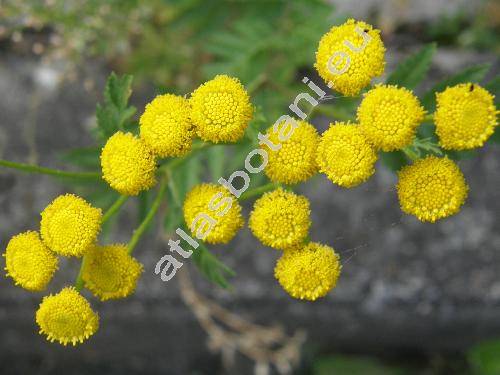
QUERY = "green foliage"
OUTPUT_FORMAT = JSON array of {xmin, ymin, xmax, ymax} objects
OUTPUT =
[
  {"xmin": 386, "ymin": 43, "xmax": 436, "ymax": 89},
  {"xmin": 313, "ymin": 355, "xmax": 406, "ymax": 375},
  {"xmin": 59, "ymin": 146, "xmax": 101, "ymax": 170},
  {"xmin": 96, "ymin": 73, "xmax": 136, "ymax": 140},
  {"xmin": 191, "ymin": 242, "xmax": 236, "ymax": 289},
  {"xmin": 379, "ymin": 151, "xmax": 408, "ymax": 172},
  {"xmin": 468, "ymin": 339, "xmax": 500, "ymax": 375},
  {"xmin": 422, "ymin": 64, "xmax": 491, "ymax": 111}
]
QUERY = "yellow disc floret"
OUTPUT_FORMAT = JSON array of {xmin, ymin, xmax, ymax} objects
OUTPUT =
[
  {"xmin": 264, "ymin": 120, "xmax": 319, "ymax": 184},
  {"xmin": 249, "ymin": 188, "xmax": 311, "ymax": 250},
  {"xmin": 36, "ymin": 287, "xmax": 99, "ymax": 346},
  {"xmin": 4, "ymin": 231, "xmax": 58, "ymax": 291},
  {"xmin": 183, "ymin": 183, "xmax": 244, "ymax": 244},
  {"xmin": 82, "ymin": 244, "xmax": 143, "ymax": 301},
  {"xmin": 357, "ymin": 84, "xmax": 425, "ymax": 151},
  {"xmin": 397, "ymin": 156, "xmax": 468, "ymax": 222},
  {"xmin": 40, "ymin": 194, "xmax": 102, "ymax": 257},
  {"xmin": 316, "ymin": 122, "xmax": 377, "ymax": 187},
  {"xmin": 189, "ymin": 75, "xmax": 253, "ymax": 143},
  {"xmin": 315, "ymin": 19, "xmax": 385, "ymax": 96},
  {"xmin": 435, "ymin": 83, "xmax": 498, "ymax": 150},
  {"xmin": 139, "ymin": 94, "xmax": 194, "ymax": 157},
  {"xmin": 101, "ymin": 131, "xmax": 157, "ymax": 196},
  {"xmin": 274, "ymin": 242, "xmax": 341, "ymax": 301}
]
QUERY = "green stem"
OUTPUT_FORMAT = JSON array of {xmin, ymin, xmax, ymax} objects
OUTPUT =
[
  {"xmin": 402, "ymin": 147, "xmax": 419, "ymax": 161},
  {"xmin": 74, "ymin": 194, "xmax": 129, "ymax": 291},
  {"xmin": 0, "ymin": 159, "xmax": 100, "ymax": 179},
  {"xmin": 423, "ymin": 113, "xmax": 434, "ymax": 122},
  {"xmin": 159, "ymin": 141, "xmax": 211, "ymax": 172},
  {"xmin": 127, "ymin": 178, "xmax": 167, "ymax": 254},
  {"xmin": 101, "ymin": 195, "xmax": 128, "ymax": 224},
  {"xmin": 239, "ymin": 182, "xmax": 281, "ymax": 201}
]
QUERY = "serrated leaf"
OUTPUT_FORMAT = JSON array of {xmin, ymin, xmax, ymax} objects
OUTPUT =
[
  {"xmin": 379, "ymin": 151, "xmax": 408, "ymax": 172},
  {"xmin": 422, "ymin": 64, "xmax": 491, "ymax": 111},
  {"xmin": 104, "ymin": 72, "xmax": 133, "ymax": 110},
  {"xmin": 191, "ymin": 242, "xmax": 235, "ymax": 289},
  {"xmin": 386, "ymin": 43, "xmax": 436, "ymax": 89},
  {"xmin": 96, "ymin": 73, "xmax": 136, "ymax": 140}
]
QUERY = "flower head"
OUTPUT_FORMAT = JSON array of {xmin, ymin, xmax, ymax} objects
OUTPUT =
[
  {"xmin": 189, "ymin": 75, "xmax": 253, "ymax": 143},
  {"xmin": 316, "ymin": 122, "xmax": 377, "ymax": 187},
  {"xmin": 139, "ymin": 94, "xmax": 194, "ymax": 157},
  {"xmin": 249, "ymin": 188, "xmax": 311, "ymax": 250},
  {"xmin": 36, "ymin": 287, "xmax": 99, "ymax": 346},
  {"xmin": 101, "ymin": 131, "xmax": 157, "ymax": 196},
  {"xmin": 40, "ymin": 194, "xmax": 102, "ymax": 257},
  {"xmin": 4, "ymin": 231, "xmax": 58, "ymax": 291},
  {"xmin": 264, "ymin": 120, "xmax": 319, "ymax": 184},
  {"xmin": 82, "ymin": 244, "xmax": 143, "ymax": 301},
  {"xmin": 183, "ymin": 183, "xmax": 244, "ymax": 244},
  {"xmin": 435, "ymin": 83, "xmax": 498, "ymax": 150},
  {"xmin": 315, "ymin": 19, "xmax": 385, "ymax": 96},
  {"xmin": 397, "ymin": 156, "xmax": 468, "ymax": 222},
  {"xmin": 274, "ymin": 242, "xmax": 341, "ymax": 301},
  {"xmin": 357, "ymin": 85, "xmax": 425, "ymax": 151}
]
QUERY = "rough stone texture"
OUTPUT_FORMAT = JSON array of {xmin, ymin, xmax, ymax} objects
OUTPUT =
[{"xmin": 0, "ymin": 36, "xmax": 499, "ymax": 375}]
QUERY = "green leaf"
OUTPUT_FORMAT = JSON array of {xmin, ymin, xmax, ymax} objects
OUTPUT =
[
  {"xmin": 96, "ymin": 73, "xmax": 137, "ymax": 140},
  {"xmin": 59, "ymin": 146, "xmax": 101, "ymax": 169},
  {"xmin": 386, "ymin": 43, "xmax": 436, "ymax": 89},
  {"xmin": 105, "ymin": 72, "xmax": 133, "ymax": 110},
  {"xmin": 314, "ymin": 355, "xmax": 406, "ymax": 375},
  {"xmin": 485, "ymin": 75, "xmax": 500, "ymax": 105},
  {"xmin": 207, "ymin": 146, "xmax": 226, "ymax": 181},
  {"xmin": 489, "ymin": 127, "xmax": 500, "ymax": 144},
  {"xmin": 422, "ymin": 64, "xmax": 491, "ymax": 111},
  {"xmin": 468, "ymin": 339, "xmax": 500, "ymax": 375},
  {"xmin": 191, "ymin": 242, "xmax": 235, "ymax": 289},
  {"xmin": 379, "ymin": 151, "xmax": 408, "ymax": 172}
]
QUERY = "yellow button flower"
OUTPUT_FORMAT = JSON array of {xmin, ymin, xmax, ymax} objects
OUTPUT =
[
  {"xmin": 189, "ymin": 75, "xmax": 253, "ymax": 143},
  {"xmin": 315, "ymin": 19, "xmax": 385, "ymax": 96},
  {"xmin": 274, "ymin": 242, "xmax": 341, "ymax": 301},
  {"xmin": 435, "ymin": 83, "xmax": 498, "ymax": 150},
  {"xmin": 82, "ymin": 244, "xmax": 143, "ymax": 301},
  {"xmin": 40, "ymin": 194, "xmax": 102, "ymax": 257},
  {"xmin": 4, "ymin": 231, "xmax": 58, "ymax": 291},
  {"xmin": 139, "ymin": 94, "xmax": 194, "ymax": 157},
  {"xmin": 397, "ymin": 156, "xmax": 468, "ymax": 222},
  {"xmin": 183, "ymin": 183, "xmax": 244, "ymax": 244},
  {"xmin": 249, "ymin": 188, "xmax": 311, "ymax": 250},
  {"xmin": 36, "ymin": 287, "xmax": 99, "ymax": 346},
  {"xmin": 316, "ymin": 122, "xmax": 377, "ymax": 187},
  {"xmin": 357, "ymin": 84, "xmax": 425, "ymax": 151},
  {"xmin": 101, "ymin": 131, "xmax": 157, "ymax": 196},
  {"xmin": 264, "ymin": 120, "xmax": 319, "ymax": 184}
]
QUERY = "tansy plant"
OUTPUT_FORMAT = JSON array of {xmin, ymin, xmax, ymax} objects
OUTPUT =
[{"xmin": 1, "ymin": 19, "xmax": 498, "ymax": 347}]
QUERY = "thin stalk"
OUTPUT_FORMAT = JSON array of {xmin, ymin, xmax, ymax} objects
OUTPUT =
[
  {"xmin": 74, "ymin": 194, "xmax": 129, "ymax": 291},
  {"xmin": 0, "ymin": 159, "xmax": 100, "ymax": 179},
  {"xmin": 101, "ymin": 195, "xmax": 128, "ymax": 223},
  {"xmin": 423, "ymin": 113, "xmax": 434, "ymax": 122},
  {"xmin": 239, "ymin": 182, "xmax": 281, "ymax": 201},
  {"xmin": 127, "ymin": 178, "xmax": 167, "ymax": 254},
  {"xmin": 159, "ymin": 141, "xmax": 211, "ymax": 172}
]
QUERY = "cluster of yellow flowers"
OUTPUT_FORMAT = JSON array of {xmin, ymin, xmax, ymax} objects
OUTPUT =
[
  {"xmin": 4, "ymin": 193, "xmax": 143, "ymax": 345},
  {"xmin": 2, "ymin": 18, "xmax": 498, "ymax": 347}
]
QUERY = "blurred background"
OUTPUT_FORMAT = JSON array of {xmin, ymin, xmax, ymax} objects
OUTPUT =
[{"xmin": 0, "ymin": 0, "xmax": 499, "ymax": 374}]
